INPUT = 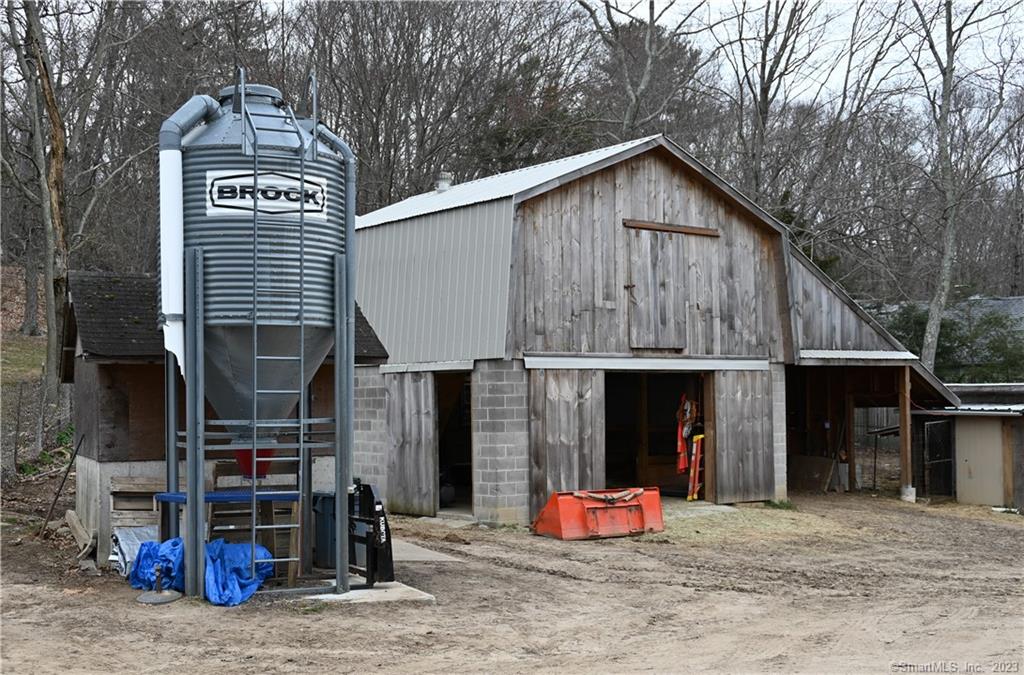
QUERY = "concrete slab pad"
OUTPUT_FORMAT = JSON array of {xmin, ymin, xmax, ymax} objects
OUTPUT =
[
  {"xmin": 419, "ymin": 515, "xmax": 475, "ymax": 529},
  {"xmin": 304, "ymin": 581, "xmax": 435, "ymax": 604},
  {"xmin": 392, "ymin": 539, "xmax": 462, "ymax": 563}
]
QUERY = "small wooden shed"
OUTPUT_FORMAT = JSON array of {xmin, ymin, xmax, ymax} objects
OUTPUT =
[
  {"xmin": 912, "ymin": 383, "xmax": 1024, "ymax": 508},
  {"xmin": 353, "ymin": 135, "xmax": 958, "ymax": 524}
]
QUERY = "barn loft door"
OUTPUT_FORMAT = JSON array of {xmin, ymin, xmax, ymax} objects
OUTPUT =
[
  {"xmin": 713, "ymin": 370, "xmax": 774, "ymax": 502},
  {"xmin": 627, "ymin": 229, "xmax": 687, "ymax": 349},
  {"xmin": 385, "ymin": 371, "xmax": 438, "ymax": 516}
]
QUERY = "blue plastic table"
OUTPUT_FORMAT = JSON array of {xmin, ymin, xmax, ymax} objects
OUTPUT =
[
  {"xmin": 155, "ymin": 490, "xmax": 299, "ymax": 504},
  {"xmin": 155, "ymin": 490, "xmax": 299, "ymax": 541}
]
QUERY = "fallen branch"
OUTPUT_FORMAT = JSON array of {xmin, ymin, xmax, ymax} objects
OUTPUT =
[{"xmin": 36, "ymin": 435, "xmax": 84, "ymax": 538}]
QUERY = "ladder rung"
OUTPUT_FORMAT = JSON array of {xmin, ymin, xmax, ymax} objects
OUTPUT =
[
  {"xmin": 254, "ymin": 421, "xmax": 302, "ymax": 427},
  {"xmin": 256, "ymin": 557, "xmax": 300, "ymax": 564},
  {"xmin": 252, "ymin": 456, "xmax": 301, "ymax": 462},
  {"xmin": 257, "ymin": 355, "xmax": 302, "ymax": 361},
  {"xmin": 254, "ymin": 523, "xmax": 299, "ymax": 530},
  {"xmin": 253, "ymin": 490, "xmax": 301, "ymax": 497},
  {"xmin": 257, "ymin": 389, "xmax": 301, "ymax": 395},
  {"xmin": 212, "ymin": 524, "xmax": 251, "ymax": 531}
]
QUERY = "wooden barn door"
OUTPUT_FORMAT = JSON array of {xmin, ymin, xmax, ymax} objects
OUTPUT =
[
  {"xmin": 627, "ymin": 228, "xmax": 687, "ymax": 350},
  {"xmin": 385, "ymin": 371, "xmax": 438, "ymax": 516},
  {"xmin": 528, "ymin": 369, "xmax": 605, "ymax": 518},
  {"xmin": 713, "ymin": 370, "xmax": 774, "ymax": 502}
]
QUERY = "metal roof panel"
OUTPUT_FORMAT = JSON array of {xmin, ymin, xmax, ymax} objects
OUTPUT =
[{"xmin": 356, "ymin": 135, "xmax": 661, "ymax": 229}]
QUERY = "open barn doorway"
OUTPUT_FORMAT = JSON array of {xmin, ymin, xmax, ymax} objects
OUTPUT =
[
  {"xmin": 605, "ymin": 372, "xmax": 710, "ymax": 498},
  {"xmin": 436, "ymin": 372, "xmax": 472, "ymax": 514}
]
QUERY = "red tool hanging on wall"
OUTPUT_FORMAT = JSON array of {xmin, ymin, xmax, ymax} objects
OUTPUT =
[{"xmin": 676, "ymin": 394, "xmax": 699, "ymax": 474}]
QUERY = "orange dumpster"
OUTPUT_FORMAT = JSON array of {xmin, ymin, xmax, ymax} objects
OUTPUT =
[{"xmin": 532, "ymin": 487, "xmax": 664, "ymax": 540}]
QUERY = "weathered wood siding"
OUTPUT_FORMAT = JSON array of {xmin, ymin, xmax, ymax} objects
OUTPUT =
[
  {"xmin": 790, "ymin": 254, "xmax": 895, "ymax": 351},
  {"xmin": 628, "ymin": 230, "xmax": 689, "ymax": 349},
  {"xmin": 385, "ymin": 371, "xmax": 438, "ymax": 516},
  {"xmin": 74, "ymin": 362, "xmax": 168, "ymax": 462},
  {"xmin": 528, "ymin": 369, "xmax": 605, "ymax": 516},
  {"xmin": 714, "ymin": 370, "xmax": 775, "ymax": 502},
  {"xmin": 511, "ymin": 150, "xmax": 783, "ymax": 358}
]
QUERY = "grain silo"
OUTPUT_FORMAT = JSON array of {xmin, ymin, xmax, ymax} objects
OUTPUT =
[{"xmin": 157, "ymin": 70, "xmax": 357, "ymax": 597}]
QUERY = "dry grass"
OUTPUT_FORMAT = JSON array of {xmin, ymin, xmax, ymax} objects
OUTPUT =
[
  {"xmin": 1, "ymin": 334, "xmax": 45, "ymax": 387},
  {"xmin": 650, "ymin": 502, "xmax": 857, "ymax": 544}
]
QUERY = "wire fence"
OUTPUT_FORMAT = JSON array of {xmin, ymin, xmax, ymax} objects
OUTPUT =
[{"xmin": 2, "ymin": 375, "xmax": 72, "ymax": 479}]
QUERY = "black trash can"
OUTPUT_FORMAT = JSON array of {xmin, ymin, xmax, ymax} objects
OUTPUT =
[
  {"xmin": 312, "ymin": 490, "xmax": 373, "ymax": 570},
  {"xmin": 312, "ymin": 491, "xmax": 336, "ymax": 568}
]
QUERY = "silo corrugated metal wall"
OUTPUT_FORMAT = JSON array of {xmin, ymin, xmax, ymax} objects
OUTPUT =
[{"xmin": 356, "ymin": 198, "xmax": 515, "ymax": 364}]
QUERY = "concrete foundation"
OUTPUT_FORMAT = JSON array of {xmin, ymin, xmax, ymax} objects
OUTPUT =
[{"xmin": 305, "ymin": 580, "xmax": 435, "ymax": 604}]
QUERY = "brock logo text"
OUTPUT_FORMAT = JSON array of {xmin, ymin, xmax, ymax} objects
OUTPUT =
[{"xmin": 207, "ymin": 170, "xmax": 327, "ymax": 215}]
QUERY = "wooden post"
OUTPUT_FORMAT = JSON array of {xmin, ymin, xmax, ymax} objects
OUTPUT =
[
  {"xmin": 898, "ymin": 366, "xmax": 913, "ymax": 502},
  {"xmin": 1003, "ymin": 420, "xmax": 1014, "ymax": 508},
  {"xmin": 846, "ymin": 391, "xmax": 856, "ymax": 491},
  {"xmin": 703, "ymin": 373, "xmax": 716, "ymax": 503}
]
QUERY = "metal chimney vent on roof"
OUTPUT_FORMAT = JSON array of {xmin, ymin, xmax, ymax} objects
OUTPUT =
[{"xmin": 435, "ymin": 171, "xmax": 453, "ymax": 192}]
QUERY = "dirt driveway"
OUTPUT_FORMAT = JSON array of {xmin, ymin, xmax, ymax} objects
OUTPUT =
[{"xmin": 2, "ymin": 490, "xmax": 1022, "ymax": 674}]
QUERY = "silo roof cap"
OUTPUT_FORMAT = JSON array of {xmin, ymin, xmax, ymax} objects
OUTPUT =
[{"xmin": 217, "ymin": 83, "xmax": 283, "ymax": 103}]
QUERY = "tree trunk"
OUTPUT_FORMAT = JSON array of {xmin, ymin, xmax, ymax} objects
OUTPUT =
[
  {"xmin": 24, "ymin": 0, "xmax": 70, "ymax": 406},
  {"xmin": 919, "ymin": 0, "xmax": 955, "ymax": 372},
  {"xmin": 1012, "ymin": 185, "xmax": 1024, "ymax": 296},
  {"xmin": 19, "ymin": 261, "xmax": 40, "ymax": 336},
  {"xmin": 921, "ymin": 202, "xmax": 958, "ymax": 370}
]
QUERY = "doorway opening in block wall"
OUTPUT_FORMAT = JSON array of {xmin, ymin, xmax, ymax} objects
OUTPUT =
[
  {"xmin": 605, "ymin": 371, "xmax": 712, "ymax": 500},
  {"xmin": 436, "ymin": 371, "xmax": 472, "ymax": 515}
]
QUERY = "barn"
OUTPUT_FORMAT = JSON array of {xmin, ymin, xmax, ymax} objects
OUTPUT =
[{"xmin": 353, "ymin": 135, "xmax": 958, "ymax": 524}]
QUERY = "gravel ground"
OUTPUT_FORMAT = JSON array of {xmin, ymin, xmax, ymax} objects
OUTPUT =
[{"xmin": 1, "ymin": 482, "xmax": 1022, "ymax": 674}]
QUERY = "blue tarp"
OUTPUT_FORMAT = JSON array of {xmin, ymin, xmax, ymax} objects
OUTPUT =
[{"xmin": 129, "ymin": 537, "xmax": 274, "ymax": 606}]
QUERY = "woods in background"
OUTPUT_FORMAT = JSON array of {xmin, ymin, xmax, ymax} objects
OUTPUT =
[{"xmin": 2, "ymin": 0, "xmax": 1023, "ymax": 395}]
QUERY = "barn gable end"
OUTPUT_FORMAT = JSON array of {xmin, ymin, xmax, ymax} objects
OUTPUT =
[{"xmin": 507, "ymin": 146, "xmax": 906, "ymax": 362}]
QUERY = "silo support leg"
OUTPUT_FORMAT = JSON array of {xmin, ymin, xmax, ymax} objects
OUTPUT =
[
  {"xmin": 184, "ymin": 248, "xmax": 206, "ymax": 599},
  {"xmin": 334, "ymin": 253, "xmax": 350, "ymax": 593}
]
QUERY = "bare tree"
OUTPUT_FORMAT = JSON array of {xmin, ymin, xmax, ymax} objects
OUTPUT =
[
  {"xmin": 3, "ymin": 0, "xmax": 151, "ymax": 402},
  {"xmin": 1005, "ymin": 91, "xmax": 1024, "ymax": 295},
  {"xmin": 577, "ymin": 0, "xmax": 726, "ymax": 141},
  {"xmin": 900, "ymin": 0, "xmax": 1024, "ymax": 369}
]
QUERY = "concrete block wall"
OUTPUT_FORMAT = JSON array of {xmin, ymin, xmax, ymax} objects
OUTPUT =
[
  {"xmin": 353, "ymin": 365, "xmax": 389, "ymax": 495},
  {"xmin": 312, "ymin": 365, "xmax": 389, "ymax": 497},
  {"xmin": 770, "ymin": 363, "xmax": 788, "ymax": 501},
  {"xmin": 471, "ymin": 359, "xmax": 530, "ymax": 524}
]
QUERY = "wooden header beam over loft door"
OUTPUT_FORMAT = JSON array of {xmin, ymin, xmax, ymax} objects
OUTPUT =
[{"xmin": 623, "ymin": 219, "xmax": 721, "ymax": 238}]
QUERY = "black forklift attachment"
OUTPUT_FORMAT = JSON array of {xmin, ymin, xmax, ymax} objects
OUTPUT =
[{"xmin": 348, "ymin": 480, "xmax": 394, "ymax": 588}]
